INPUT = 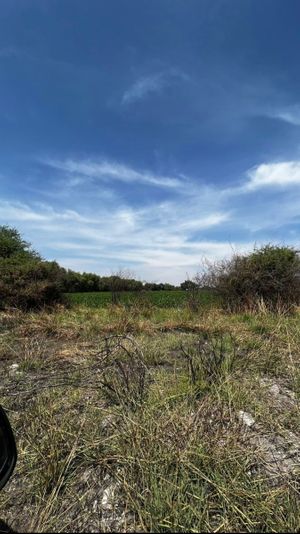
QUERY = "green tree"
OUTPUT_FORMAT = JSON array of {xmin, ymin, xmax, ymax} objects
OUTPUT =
[
  {"xmin": 180, "ymin": 280, "xmax": 197, "ymax": 290},
  {"xmin": 0, "ymin": 226, "xmax": 40, "ymax": 261}
]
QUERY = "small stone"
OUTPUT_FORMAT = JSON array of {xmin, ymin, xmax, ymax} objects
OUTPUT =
[
  {"xmin": 269, "ymin": 384, "xmax": 280, "ymax": 396},
  {"xmin": 9, "ymin": 363, "xmax": 21, "ymax": 375},
  {"xmin": 238, "ymin": 410, "xmax": 255, "ymax": 427}
]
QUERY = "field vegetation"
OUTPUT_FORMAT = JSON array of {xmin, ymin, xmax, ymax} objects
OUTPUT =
[
  {"xmin": 66, "ymin": 289, "xmax": 216, "ymax": 309},
  {"xmin": 1, "ymin": 300, "xmax": 300, "ymax": 532},
  {"xmin": 0, "ymin": 227, "xmax": 300, "ymax": 532}
]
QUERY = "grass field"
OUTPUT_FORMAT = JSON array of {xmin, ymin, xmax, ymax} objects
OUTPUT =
[
  {"xmin": 65, "ymin": 289, "xmax": 216, "ymax": 308},
  {"xmin": 0, "ymin": 302, "xmax": 299, "ymax": 532}
]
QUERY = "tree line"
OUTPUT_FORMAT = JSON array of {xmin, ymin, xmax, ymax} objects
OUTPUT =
[
  {"xmin": 61, "ymin": 269, "xmax": 178, "ymax": 293},
  {"xmin": 0, "ymin": 226, "xmax": 181, "ymax": 309}
]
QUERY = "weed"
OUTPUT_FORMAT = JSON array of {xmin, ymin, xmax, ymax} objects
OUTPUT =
[
  {"xmin": 99, "ymin": 335, "xmax": 149, "ymax": 410},
  {"xmin": 180, "ymin": 332, "xmax": 237, "ymax": 392}
]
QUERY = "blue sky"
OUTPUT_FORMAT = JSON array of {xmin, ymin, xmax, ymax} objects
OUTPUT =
[{"xmin": 1, "ymin": 0, "xmax": 300, "ymax": 283}]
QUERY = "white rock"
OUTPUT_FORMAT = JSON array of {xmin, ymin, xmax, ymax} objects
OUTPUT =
[
  {"xmin": 9, "ymin": 363, "xmax": 21, "ymax": 375},
  {"xmin": 101, "ymin": 479, "xmax": 116, "ymax": 510},
  {"xmin": 238, "ymin": 410, "xmax": 255, "ymax": 427},
  {"xmin": 269, "ymin": 384, "xmax": 280, "ymax": 396}
]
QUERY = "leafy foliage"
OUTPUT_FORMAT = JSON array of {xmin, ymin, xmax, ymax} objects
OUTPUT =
[
  {"xmin": 61, "ymin": 269, "xmax": 178, "ymax": 293},
  {"xmin": 180, "ymin": 279, "xmax": 198, "ymax": 290},
  {"xmin": 0, "ymin": 225, "xmax": 40, "ymax": 261},
  {"xmin": 0, "ymin": 226, "xmax": 64, "ymax": 310},
  {"xmin": 197, "ymin": 244, "xmax": 300, "ymax": 312}
]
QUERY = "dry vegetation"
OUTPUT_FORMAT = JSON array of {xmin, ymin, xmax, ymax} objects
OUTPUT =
[{"xmin": 0, "ymin": 302, "xmax": 300, "ymax": 532}]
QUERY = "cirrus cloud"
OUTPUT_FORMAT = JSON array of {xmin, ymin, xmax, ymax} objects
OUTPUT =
[
  {"xmin": 42, "ymin": 157, "xmax": 184, "ymax": 189},
  {"xmin": 122, "ymin": 68, "xmax": 190, "ymax": 105}
]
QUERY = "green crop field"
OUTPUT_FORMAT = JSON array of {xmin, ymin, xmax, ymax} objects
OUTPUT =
[{"xmin": 65, "ymin": 289, "xmax": 216, "ymax": 308}]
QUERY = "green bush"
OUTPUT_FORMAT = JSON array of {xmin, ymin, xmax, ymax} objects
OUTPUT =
[
  {"xmin": 197, "ymin": 245, "xmax": 300, "ymax": 312},
  {"xmin": 0, "ymin": 258, "xmax": 65, "ymax": 310},
  {"xmin": 0, "ymin": 226, "xmax": 65, "ymax": 310}
]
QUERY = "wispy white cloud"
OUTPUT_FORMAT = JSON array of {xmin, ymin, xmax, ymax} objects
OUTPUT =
[
  {"xmin": 122, "ymin": 73, "xmax": 165, "ymax": 104},
  {"xmin": 122, "ymin": 68, "xmax": 189, "ymax": 105},
  {"xmin": 0, "ymin": 200, "xmax": 96, "ymax": 224},
  {"xmin": 267, "ymin": 105, "xmax": 300, "ymax": 126},
  {"xmin": 43, "ymin": 158, "xmax": 184, "ymax": 189},
  {"xmin": 178, "ymin": 213, "xmax": 229, "ymax": 231},
  {"xmin": 245, "ymin": 161, "xmax": 300, "ymax": 190},
  {"xmin": 0, "ymin": 201, "xmax": 49, "ymax": 222}
]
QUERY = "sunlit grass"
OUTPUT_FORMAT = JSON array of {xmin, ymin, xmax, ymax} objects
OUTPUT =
[{"xmin": 0, "ymin": 304, "xmax": 299, "ymax": 531}]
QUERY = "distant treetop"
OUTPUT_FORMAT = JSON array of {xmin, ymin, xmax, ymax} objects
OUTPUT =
[{"xmin": 0, "ymin": 226, "xmax": 41, "ymax": 261}]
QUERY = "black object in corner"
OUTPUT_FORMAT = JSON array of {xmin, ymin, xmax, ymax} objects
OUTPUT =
[{"xmin": 0, "ymin": 406, "xmax": 17, "ymax": 491}]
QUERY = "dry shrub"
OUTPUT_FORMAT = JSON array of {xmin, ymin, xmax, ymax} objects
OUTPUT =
[
  {"xmin": 128, "ymin": 291, "xmax": 154, "ymax": 318},
  {"xmin": 0, "ymin": 260, "xmax": 65, "ymax": 310},
  {"xmin": 100, "ymin": 335, "xmax": 148, "ymax": 409},
  {"xmin": 196, "ymin": 245, "xmax": 300, "ymax": 313}
]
